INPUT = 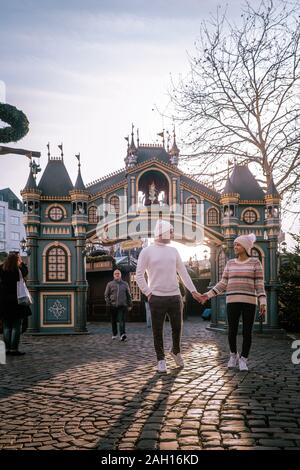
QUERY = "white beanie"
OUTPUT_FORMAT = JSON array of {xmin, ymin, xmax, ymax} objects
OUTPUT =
[
  {"xmin": 154, "ymin": 220, "xmax": 173, "ymax": 238},
  {"xmin": 234, "ymin": 233, "xmax": 256, "ymax": 256}
]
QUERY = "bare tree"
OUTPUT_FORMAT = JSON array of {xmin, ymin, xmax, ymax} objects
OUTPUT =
[{"xmin": 171, "ymin": 0, "xmax": 300, "ymax": 212}]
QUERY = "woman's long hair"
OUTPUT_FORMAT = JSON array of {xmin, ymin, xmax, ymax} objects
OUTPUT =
[{"xmin": 2, "ymin": 252, "xmax": 20, "ymax": 272}]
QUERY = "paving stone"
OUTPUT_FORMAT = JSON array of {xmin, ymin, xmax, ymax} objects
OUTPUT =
[{"xmin": 0, "ymin": 320, "xmax": 299, "ymax": 451}]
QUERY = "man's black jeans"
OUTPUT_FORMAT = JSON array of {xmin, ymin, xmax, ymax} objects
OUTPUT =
[
  {"xmin": 148, "ymin": 294, "xmax": 183, "ymax": 361},
  {"xmin": 110, "ymin": 306, "xmax": 127, "ymax": 337}
]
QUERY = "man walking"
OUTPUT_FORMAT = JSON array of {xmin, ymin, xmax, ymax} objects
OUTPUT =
[
  {"xmin": 136, "ymin": 220, "xmax": 202, "ymax": 372},
  {"xmin": 104, "ymin": 269, "xmax": 133, "ymax": 341}
]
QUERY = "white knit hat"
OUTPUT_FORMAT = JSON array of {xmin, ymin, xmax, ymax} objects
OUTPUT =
[
  {"xmin": 154, "ymin": 220, "xmax": 174, "ymax": 238},
  {"xmin": 234, "ymin": 233, "xmax": 256, "ymax": 256}
]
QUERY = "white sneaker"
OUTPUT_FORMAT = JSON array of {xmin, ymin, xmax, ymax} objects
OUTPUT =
[
  {"xmin": 239, "ymin": 356, "xmax": 249, "ymax": 371},
  {"xmin": 170, "ymin": 351, "xmax": 184, "ymax": 368},
  {"xmin": 227, "ymin": 353, "xmax": 239, "ymax": 368},
  {"xmin": 112, "ymin": 335, "xmax": 118, "ymax": 340},
  {"xmin": 157, "ymin": 360, "xmax": 167, "ymax": 373}
]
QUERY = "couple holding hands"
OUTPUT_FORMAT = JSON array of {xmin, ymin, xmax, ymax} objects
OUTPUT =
[{"xmin": 136, "ymin": 220, "xmax": 266, "ymax": 373}]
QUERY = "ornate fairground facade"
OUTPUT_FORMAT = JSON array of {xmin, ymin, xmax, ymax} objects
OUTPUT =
[{"xmin": 20, "ymin": 128, "xmax": 282, "ymax": 334}]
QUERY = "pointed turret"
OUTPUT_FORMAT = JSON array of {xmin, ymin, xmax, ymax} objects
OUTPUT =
[
  {"xmin": 266, "ymin": 176, "xmax": 280, "ymax": 199},
  {"xmin": 23, "ymin": 165, "xmax": 37, "ymax": 191},
  {"xmin": 222, "ymin": 176, "xmax": 237, "ymax": 196},
  {"xmin": 125, "ymin": 123, "xmax": 138, "ymax": 169},
  {"xmin": 74, "ymin": 153, "xmax": 86, "ymax": 191},
  {"xmin": 169, "ymin": 127, "xmax": 180, "ymax": 165}
]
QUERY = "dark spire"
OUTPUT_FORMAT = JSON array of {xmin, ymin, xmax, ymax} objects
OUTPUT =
[
  {"xmin": 266, "ymin": 176, "xmax": 280, "ymax": 198},
  {"xmin": 229, "ymin": 164, "xmax": 264, "ymax": 200},
  {"xmin": 47, "ymin": 142, "xmax": 50, "ymax": 161},
  {"xmin": 74, "ymin": 153, "xmax": 85, "ymax": 190},
  {"xmin": 128, "ymin": 123, "xmax": 137, "ymax": 153},
  {"xmin": 23, "ymin": 164, "xmax": 37, "ymax": 190},
  {"xmin": 169, "ymin": 127, "xmax": 180, "ymax": 165},
  {"xmin": 58, "ymin": 143, "xmax": 64, "ymax": 161},
  {"xmin": 222, "ymin": 176, "xmax": 236, "ymax": 195},
  {"xmin": 125, "ymin": 123, "xmax": 138, "ymax": 168}
]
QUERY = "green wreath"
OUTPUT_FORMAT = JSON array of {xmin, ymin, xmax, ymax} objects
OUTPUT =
[{"xmin": 0, "ymin": 102, "xmax": 29, "ymax": 143}]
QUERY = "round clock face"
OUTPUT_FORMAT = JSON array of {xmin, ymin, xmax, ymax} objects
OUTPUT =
[
  {"xmin": 49, "ymin": 206, "xmax": 64, "ymax": 221},
  {"xmin": 243, "ymin": 209, "xmax": 257, "ymax": 224}
]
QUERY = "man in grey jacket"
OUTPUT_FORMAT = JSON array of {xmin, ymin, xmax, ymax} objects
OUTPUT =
[{"xmin": 104, "ymin": 269, "xmax": 133, "ymax": 341}]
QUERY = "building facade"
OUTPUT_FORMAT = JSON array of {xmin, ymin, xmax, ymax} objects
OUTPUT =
[
  {"xmin": 21, "ymin": 128, "xmax": 282, "ymax": 334},
  {"xmin": 0, "ymin": 188, "xmax": 26, "ymax": 253}
]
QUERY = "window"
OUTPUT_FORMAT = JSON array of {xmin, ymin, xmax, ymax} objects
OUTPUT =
[
  {"xmin": 88, "ymin": 206, "xmax": 98, "ymax": 223},
  {"xmin": 186, "ymin": 198, "xmax": 197, "ymax": 216},
  {"xmin": 46, "ymin": 246, "xmax": 68, "ymax": 281},
  {"xmin": 0, "ymin": 207, "xmax": 5, "ymax": 222},
  {"xmin": 207, "ymin": 208, "xmax": 219, "ymax": 225},
  {"xmin": 243, "ymin": 209, "xmax": 257, "ymax": 224},
  {"xmin": 110, "ymin": 196, "xmax": 120, "ymax": 214},
  {"xmin": 224, "ymin": 205, "xmax": 235, "ymax": 217},
  {"xmin": 11, "ymin": 216, "xmax": 20, "ymax": 225},
  {"xmin": 11, "ymin": 232, "xmax": 20, "ymax": 241},
  {"xmin": 0, "ymin": 241, "xmax": 5, "ymax": 250},
  {"xmin": 130, "ymin": 272, "xmax": 141, "ymax": 301},
  {"xmin": 49, "ymin": 206, "xmax": 64, "ymax": 221},
  {"xmin": 0, "ymin": 223, "xmax": 5, "ymax": 239},
  {"xmin": 218, "ymin": 251, "xmax": 226, "ymax": 281}
]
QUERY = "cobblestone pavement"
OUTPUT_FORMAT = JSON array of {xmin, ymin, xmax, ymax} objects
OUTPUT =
[{"xmin": 0, "ymin": 319, "xmax": 299, "ymax": 451}]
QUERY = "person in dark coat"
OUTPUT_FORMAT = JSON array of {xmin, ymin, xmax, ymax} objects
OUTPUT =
[
  {"xmin": 0, "ymin": 252, "xmax": 32, "ymax": 356},
  {"xmin": 104, "ymin": 269, "xmax": 133, "ymax": 341}
]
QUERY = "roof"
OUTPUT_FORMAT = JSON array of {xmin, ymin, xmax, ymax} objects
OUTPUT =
[
  {"xmin": 0, "ymin": 188, "xmax": 23, "ymax": 211},
  {"xmin": 135, "ymin": 145, "xmax": 170, "ymax": 165},
  {"xmin": 266, "ymin": 177, "xmax": 280, "ymax": 198},
  {"xmin": 87, "ymin": 169, "xmax": 126, "ymax": 194},
  {"xmin": 227, "ymin": 165, "xmax": 265, "ymax": 200},
  {"xmin": 38, "ymin": 158, "xmax": 73, "ymax": 196},
  {"xmin": 222, "ymin": 176, "xmax": 237, "ymax": 195},
  {"xmin": 74, "ymin": 168, "xmax": 86, "ymax": 191},
  {"xmin": 180, "ymin": 174, "xmax": 221, "ymax": 199},
  {"xmin": 23, "ymin": 169, "xmax": 37, "ymax": 191}
]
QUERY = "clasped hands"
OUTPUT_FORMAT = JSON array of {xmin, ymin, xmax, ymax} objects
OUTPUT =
[{"xmin": 192, "ymin": 291, "xmax": 208, "ymax": 304}]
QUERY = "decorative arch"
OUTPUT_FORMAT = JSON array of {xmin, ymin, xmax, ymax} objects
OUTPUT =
[
  {"xmin": 136, "ymin": 168, "xmax": 171, "ymax": 207},
  {"xmin": 109, "ymin": 194, "xmax": 120, "ymax": 214},
  {"xmin": 42, "ymin": 242, "xmax": 71, "ymax": 283},
  {"xmin": 185, "ymin": 196, "xmax": 198, "ymax": 216},
  {"xmin": 45, "ymin": 203, "xmax": 67, "ymax": 219},
  {"xmin": 251, "ymin": 243, "xmax": 265, "ymax": 269},
  {"xmin": 240, "ymin": 207, "xmax": 260, "ymax": 223}
]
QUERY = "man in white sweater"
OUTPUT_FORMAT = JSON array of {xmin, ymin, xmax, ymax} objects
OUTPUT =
[{"xmin": 136, "ymin": 220, "xmax": 201, "ymax": 373}]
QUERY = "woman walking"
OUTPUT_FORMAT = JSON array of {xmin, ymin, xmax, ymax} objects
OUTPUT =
[
  {"xmin": 0, "ymin": 252, "xmax": 31, "ymax": 356},
  {"xmin": 200, "ymin": 234, "xmax": 266, "ymax": 371}
]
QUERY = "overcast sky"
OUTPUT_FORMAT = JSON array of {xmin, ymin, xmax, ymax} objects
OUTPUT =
[{"xmin": 0, "ymin": 0, "xmax": 296, "ymax": 256}]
